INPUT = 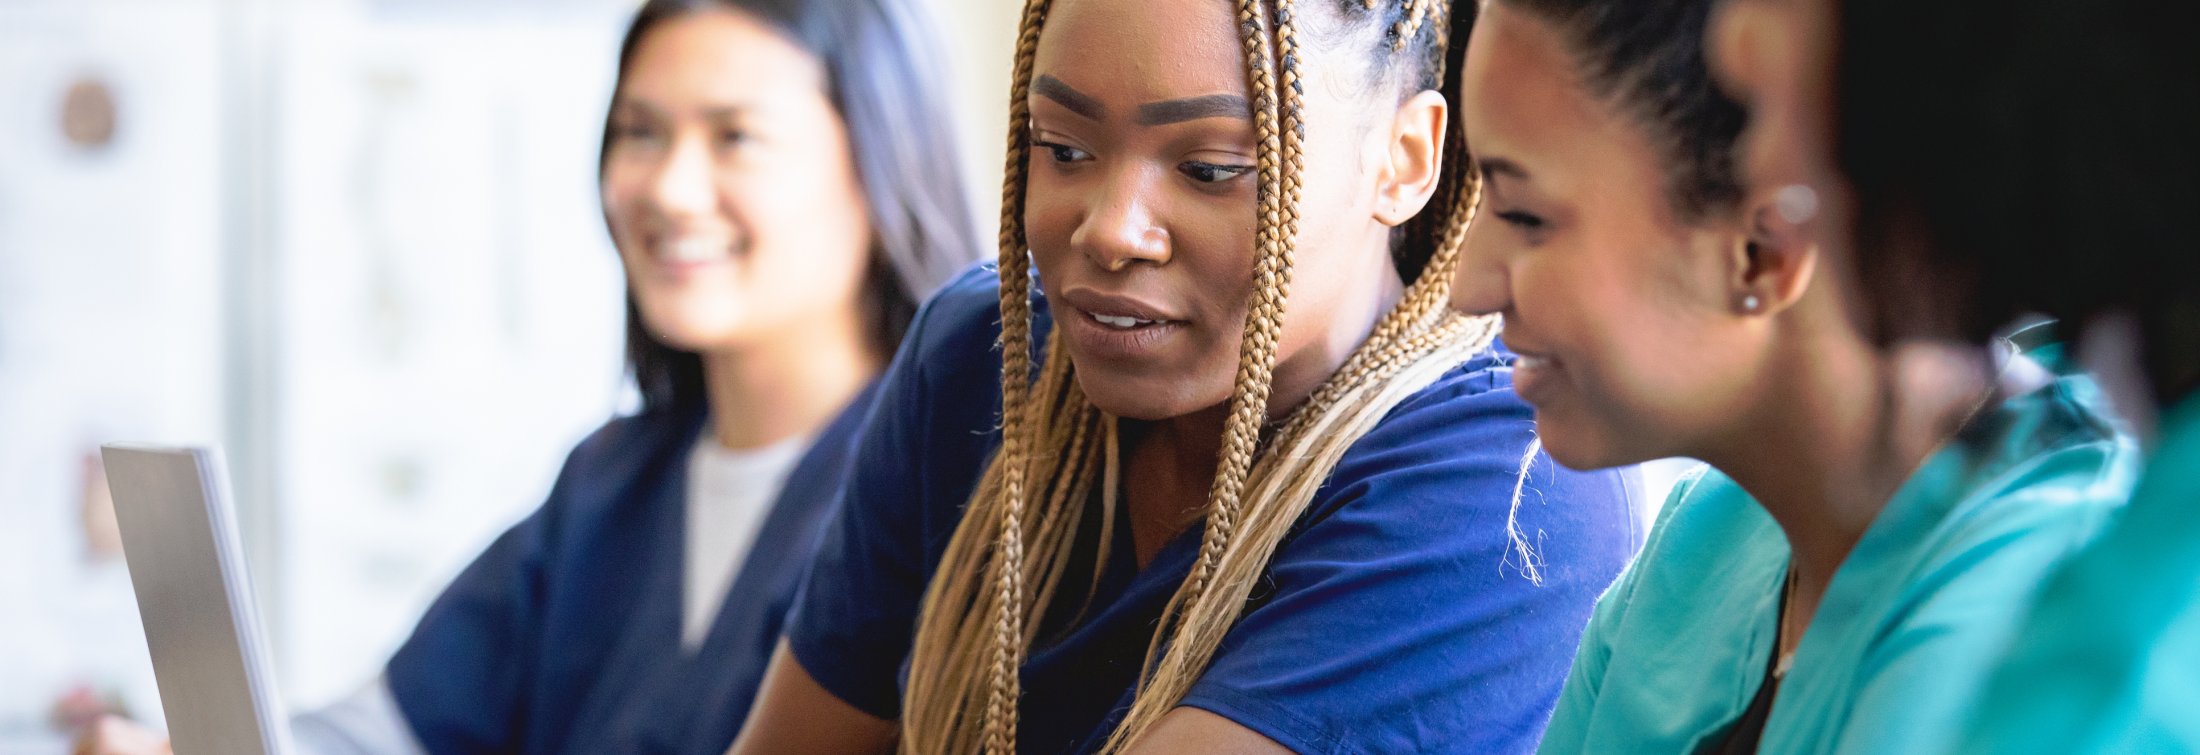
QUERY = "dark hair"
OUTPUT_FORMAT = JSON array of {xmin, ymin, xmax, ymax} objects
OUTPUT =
[
  {"xmin": 1492, "ymin": 0, "xmax": 1746, "ymax": 222},
  {"xmin": 604, "ymin": 0, "xmax": 983, "ymax": 412},
  {"xmin": 1837, "ymin": 0, "xmax": 2200, "ymax": 403}
]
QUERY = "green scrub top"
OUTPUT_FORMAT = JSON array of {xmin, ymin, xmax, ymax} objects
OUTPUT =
[
  {"xmin": 1961, "ymin": 395, "xmax": 2200, "ymax": 754},
  {"xmin": 1538, "ymin": 360, "xmax": 2136, "ymax": 755}
]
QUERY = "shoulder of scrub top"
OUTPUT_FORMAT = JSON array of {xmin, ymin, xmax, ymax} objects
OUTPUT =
[
  {"xmin": 892, "ymin": 267, "xmax": 1648, "ymax": 553},
  {"xmin": 1909, "ymin": 365, "xmax": 2139, "ymax": 590},
  {"xmin": 1795, "ymin": 346, "xmax": 2142, "ymax": 754},
  {"xmin": 1270, "ymin": 331, "xmax": 1648, "ymax": 570},
  {"xmin": 538, "ymin": 401, "xmax": 709, "ymax": 523},
  {"xmin": 1182, "ymin": 333, "xmax": 1646, "ymax": 753},
  {"xmin": 890, "ymin": 261, "xmax": 1018, "ymax": 402}
]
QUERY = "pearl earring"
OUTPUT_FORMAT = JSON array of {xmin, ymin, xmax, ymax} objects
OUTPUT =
[
  {"xmin": 1774, "ymin": 184, "xmax": 1820, "ymax": 225},
  {"xmin": 1741, "ymin": 294, "xmax": 1762, "ymax": 313}
]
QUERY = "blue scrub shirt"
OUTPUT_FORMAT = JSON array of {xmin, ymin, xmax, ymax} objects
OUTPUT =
[
  {"xmin": 1538, "ymin": 353, "xmax": 2135, "ymax": 755},
  {"xmin": 383, "ymin": 384, "xmax": 879, "ymax": 755},
  {"xmin": 786, "ymin": 265, "xmax": 1646, "ymax": 754}
]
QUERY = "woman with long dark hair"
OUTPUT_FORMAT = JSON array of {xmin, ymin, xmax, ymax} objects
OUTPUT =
[{"xmin": 78, "ymin": 0, "xmax": 978, "ymax": 751}]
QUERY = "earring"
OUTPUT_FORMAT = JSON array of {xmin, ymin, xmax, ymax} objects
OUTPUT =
[
  {"xmin": 1741, "ymin": 294, "xmax": 1762, "ymax": 313},
  {"xmin": 1774, "ymin": 184, "xmax": 1819, "ymax": 225}
]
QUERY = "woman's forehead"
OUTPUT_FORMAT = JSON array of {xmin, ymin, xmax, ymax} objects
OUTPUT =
[
  {"xmin": 1460, "ymin": 5, "xmax": 1640, "ymax": 193},
  {"xmin": 1032, "ymin": 0, "xmax": 1247, "ymax": 105},
  {"xmin": 622, "ymin": 10, "xmax": 825, "ymax": 110}
]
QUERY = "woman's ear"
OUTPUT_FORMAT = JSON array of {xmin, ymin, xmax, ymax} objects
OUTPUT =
[
  {"xmin": 1373, "ymin": 89, "xmax": 1449, "ymax": 227},
  {"xmin": 1729, "ymin": 183, "xmax": 1820, "ymax": 316}
]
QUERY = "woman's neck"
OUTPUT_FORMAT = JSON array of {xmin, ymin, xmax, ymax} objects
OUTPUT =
[
  {"xmin": 1120, "ymin": 243, "xmax": 1407, "ymax": 565},
  {"xmin": 701, "ymin": 310, "xmax": 881, "ymax": 451},
  {"xmin": 1698, "ymin": 306, "xmax": 1993, "ymax": 628},
  {"xmin": 1122, "ymin": 405, "xmax": 1228, "ymax": 566},
  {"xmin": 1266, "ymin": 248, "xmax": 1408, "ymax": 424}
]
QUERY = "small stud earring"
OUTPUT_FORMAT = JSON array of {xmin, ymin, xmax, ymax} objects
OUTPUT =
[{"xmin": 1741, "ymin": 294, "xmax": 1762, "ymax": 313}]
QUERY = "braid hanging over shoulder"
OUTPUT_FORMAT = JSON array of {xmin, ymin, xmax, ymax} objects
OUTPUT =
[{"xmin": 901, "ymin": 0, "xmax": 1499, "ymax": 752}]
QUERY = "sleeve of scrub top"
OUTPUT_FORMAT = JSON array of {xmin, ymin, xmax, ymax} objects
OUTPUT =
[
  {"xmin": 1177, "ymin": 365, "xmax": 1645, "ymax": 755},
  {"xmin": 782, "ymin": 266, "xmax": 979, "ymax": 720},
  {"xmin": 381, "ymin": 474, "xmax": 564, "ymax": 752},
  {"xmin": 1537, "ymin": 467, "xmax": 1702, "ymax": 755},
  {"xmin": 1826, "ymin": 445, "xmax": 2122, "ymax": 755},
  {"xmin": 290, "ymin": 676, "xmax": 430, "ymax": 755}
]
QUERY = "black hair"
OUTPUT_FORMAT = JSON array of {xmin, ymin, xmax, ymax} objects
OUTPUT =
[
  {"xmin": 1493, "ymin": 0, "xmax": 1747, "ymax": 222},
  {"xmin": 605, "ymin": 0, "xmax": 982, "ymax": 412},
  {"xmin": 1837, "ymin": 0, "xmax": 2200, "ymax": 403}
]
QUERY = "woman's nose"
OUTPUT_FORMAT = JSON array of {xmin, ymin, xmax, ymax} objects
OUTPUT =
[
  {"xmin": 646, "ymin": 136, "xmax": 718, "ymax": 221},
  {"xmin": 1450, "ymin": 219, "xmax": 1514, "ymax": 316},
  {"xmin": 1070, "ymin": 168, "xmax": 1170, "ymax": 271}
]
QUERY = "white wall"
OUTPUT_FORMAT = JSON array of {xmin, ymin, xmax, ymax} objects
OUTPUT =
[
  {"xmin": 937, "ymin": 0, "xmax": 1022, "ymax": 242},
  {"xmin": 261, "ymin": 5, "xmax": 633, "ymax": 706},
  {"xmin": 0, "ymin": 0, "xmax": 227, "ymax": 744}
]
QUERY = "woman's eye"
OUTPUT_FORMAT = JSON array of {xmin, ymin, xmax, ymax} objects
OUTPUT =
[
  {"xmin": 1033, "ymin": 140, "xmax": 1091, "ymax": 164},
  {"xmin": 1179, "ymin": 161, "xmax": 1251, "ymax": 184},
  {"xmin": 717, "ymin": 125, "xmax": 761, "ymax": 150},
  {"xmin": 610, "ymin": 122, "xmax": 662, "ymax": 145},
  {"xmin": 1495, "ymin": 210, "xmax": 1546, "ymax": 231}
]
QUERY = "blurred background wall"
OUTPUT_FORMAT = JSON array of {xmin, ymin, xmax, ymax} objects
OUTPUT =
[{"xmin": 0, "ymin": 0, "xmax": 1015, "ymax": 750}]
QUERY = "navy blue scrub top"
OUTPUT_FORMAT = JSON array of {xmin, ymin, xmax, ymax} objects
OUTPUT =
[
  {"xmin": 788, "ymin": 265, "xmax": 1646, "ymax": 754},
  {"xmin": 383, "ymin": 382, "xmax": 880, "ymax": 755}
]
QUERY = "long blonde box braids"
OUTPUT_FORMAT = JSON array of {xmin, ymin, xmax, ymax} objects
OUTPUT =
[{"xmin": 902, "ymin": 0, "xmax": 1493, "ymax": 751}]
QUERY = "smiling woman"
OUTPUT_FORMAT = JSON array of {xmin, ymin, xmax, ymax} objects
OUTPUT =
[
  {"xmin": 1447, "ymin": 0, "xmax": 2138, "ymax": 752},
  {"xmin": 367, "ymin": 0, "xmax": 983, "ymax": 753},
  {"xmin": 724, "ymin": 0, "xmax": 1644, "ymax": 753}
]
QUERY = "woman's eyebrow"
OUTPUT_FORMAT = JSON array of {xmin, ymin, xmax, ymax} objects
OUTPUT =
[
  {"xmin": 1034, "ymin": 75, "xmax": 1105, "ymax": 120},
  {"xmin": 1033, "ymin": 74, "xmax": 1249, "ymax": 128},
  {"xmin": 1135, "ymin": 94, "xmax": 1250, "ymax": 126},
  {"xmin": 1477, "ymin": 156, "xmax": 1532, "ymax": 182},
  {"xmin": 612, "ymin": 96, "xmax": 758, "ymax": 122}
]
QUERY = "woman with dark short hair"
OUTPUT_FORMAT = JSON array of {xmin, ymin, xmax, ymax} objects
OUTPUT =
[
  {"xmin": 1449, "ymin": 0, "xmax": 2138, "ymax": 751},
  {"xmin": 1715, "ymin": 0, "xmax": 2200, "ymax": 749}
]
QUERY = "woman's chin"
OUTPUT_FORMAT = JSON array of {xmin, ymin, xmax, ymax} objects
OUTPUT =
[
  {"xmin": 1533, "ymin": 415, "xmax": 1647, "ymax": 472},
  {"xmin": 641, "ymin": 317, "xmax": 750, "ymax": 354},
  {"xmin": 1073, "ymin": 374, "xmax": 1217, "ymax": 424}
]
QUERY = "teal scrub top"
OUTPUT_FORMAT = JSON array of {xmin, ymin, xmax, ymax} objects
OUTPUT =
[
  {"xmin": 1961, "ymin": 395, "xmax": 2200, "ymax": 754},
  {"xmin": 1538, "ymin": 361, "xmax": 2136, "ymax": 755}
]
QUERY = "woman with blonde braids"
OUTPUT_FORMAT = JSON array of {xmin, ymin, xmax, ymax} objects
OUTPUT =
[{"xmin": 725, "ymin": 0, "xmax": 1643, "ymax": 752}]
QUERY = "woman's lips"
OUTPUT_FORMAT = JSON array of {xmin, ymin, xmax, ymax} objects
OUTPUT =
[
  {"xmin": 661, "ymin": 237, "xmax": 731, "ymax": 263},
  {"xmin": 1060, "ymin": 304, "xmax": 1187, "ymax": 362},
  {"xmin": 1053, "ymin": 286, "xmax": 1191, "ymax": 360},
  {"xmin": 1509, "ymin": 348, "xmax": 1564, "ymax": 406},
  {"xmin": 644, "ymin": 236, "xmax": 738, "ymax": 280}
]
